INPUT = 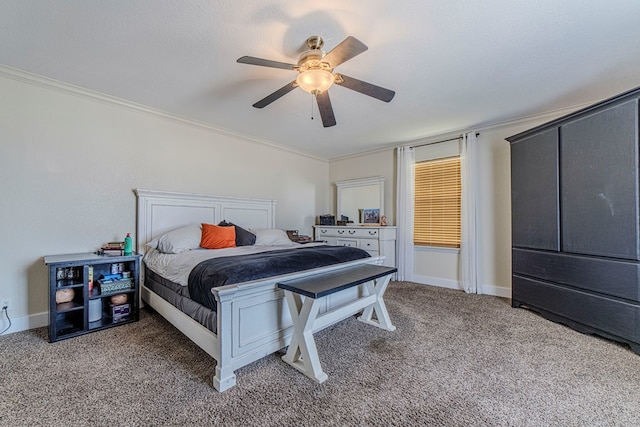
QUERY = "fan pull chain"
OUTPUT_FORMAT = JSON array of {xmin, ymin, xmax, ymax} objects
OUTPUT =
[{"xmin": 310, "ymin": 93, "xmax": 314, "ymax": 121}]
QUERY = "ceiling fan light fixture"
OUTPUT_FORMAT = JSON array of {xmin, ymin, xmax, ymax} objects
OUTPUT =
[
  {"xmin": 296, "ymin": 69, "xmax": 335, "ymax": 94},
  {"xmin": 237, "ymin": 35, "xmax": 395, "ymax": 127}
]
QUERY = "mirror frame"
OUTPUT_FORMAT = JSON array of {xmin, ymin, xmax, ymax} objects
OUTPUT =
[{"xmin": 336, "ymin": 176, "xmax": 385, "ymax": 224}]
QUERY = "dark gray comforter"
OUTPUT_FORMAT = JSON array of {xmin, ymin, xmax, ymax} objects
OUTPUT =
[{"xmin": 188, "ymin": 245, "xmax": 371, "ymax": 310}]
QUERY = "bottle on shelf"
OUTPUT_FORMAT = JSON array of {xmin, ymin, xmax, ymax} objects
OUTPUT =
[{"xmin": 124, "ymin": 233, "xmax": 132, "ymax": 255}]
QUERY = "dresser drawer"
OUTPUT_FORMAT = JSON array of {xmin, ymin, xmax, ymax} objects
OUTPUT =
[
  {"xmin": 315, "ymin": 227, "xmax": 379, "ymax": 239},
  {"xmin": 360, "ymin": 239, "xmax": 379, "ymax": 251},
  {"xmin": 313, "ymin": 225, "xmax": 396, "ymax": 268},
  {"xmin": 335, "ymin": 238, "xmax": 358, "ymax": 248},
  {"xmin": 332, "ymin": 238, "xmax": 378, "ymax": 252}
]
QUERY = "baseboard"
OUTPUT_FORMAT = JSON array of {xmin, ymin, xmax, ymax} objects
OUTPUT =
[
  {"xmin": 408, "ymin": 275, "xmax": 511, "ymax": 298},
  {"xmin": 0, "ymin": 311, "xmax": 48, "ymax": 336},
  {"xmin": 0, "ymin": 281, "xmax": 512, "ymax": 336},
  {"xmin": 410, "ymin": 274, "xmax": 462, "ymax": 291},
  {"xmin": 481, "ymin": 283, "xmax": 512, "ymax": 299}
]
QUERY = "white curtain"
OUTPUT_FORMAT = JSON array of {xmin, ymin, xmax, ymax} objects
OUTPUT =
[
  {"xmin": 396, "ymin": 146, "xmax": 415, "ymax": 282},
  {"xmin": 460, "ymin": 132, "xmax": 480, "ymax": 293}
]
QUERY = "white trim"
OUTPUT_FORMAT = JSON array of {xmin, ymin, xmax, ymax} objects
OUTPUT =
[
  {"xmin": 410, "ymin": 274, "xmax": 462, "ymax": 290},
  {"xmin": 0, "ymin": 311, "xmax": 48, "ymax": 336},
  {"xmin": 0, "ymin": 282, "xmax": 511, "ymax": 337},
  {"xmin": 407, "ymin": 275, "xmax": 510, "ymax": 299},
  {"xmin": 414, "ymin": 245, "xmax": 460, "ymax": 254},
  {"xmin": 481, "ymin": 283, "xmax": 511, "ymax": 299},
  {"xmin": 2, "ymin": 65, "xmax": 596, "ymax": 164},
  {"xmin": 0, "ymin": 65, "xmax": 327, "ymax": 162},
  {"xmin": 331, "ymin": 103, "xmax": 595, "ymax": 161}
]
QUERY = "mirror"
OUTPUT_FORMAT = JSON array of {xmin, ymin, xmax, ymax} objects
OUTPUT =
[{"xmin": 336, "ymin": 176, "xmax": 385, "ymax": 224}]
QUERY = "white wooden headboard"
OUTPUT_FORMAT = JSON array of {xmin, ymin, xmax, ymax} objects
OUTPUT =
[{"xmin": 134, "ymin": 189, "xmax": 277, "ymax": 255}]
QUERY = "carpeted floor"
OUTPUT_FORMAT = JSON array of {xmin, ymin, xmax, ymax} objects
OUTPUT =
[{"xmin": 1, "ymin": 282, "xmax": 639, "ymax": 426}]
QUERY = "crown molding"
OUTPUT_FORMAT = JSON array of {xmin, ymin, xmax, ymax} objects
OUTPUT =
[{"xmin": 0, "ymin": 65, "xmax": 328, "ymax": 162}]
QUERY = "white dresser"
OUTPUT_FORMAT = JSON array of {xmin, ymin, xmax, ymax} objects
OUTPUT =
[{"xmin": 313, "ymin": 225, "xmax": 397, "ymax": 268}]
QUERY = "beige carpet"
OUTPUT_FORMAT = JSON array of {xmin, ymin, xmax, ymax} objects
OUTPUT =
[{"xmin": 1, "ymin": 282, "xmax": 639, "ymax": 426}]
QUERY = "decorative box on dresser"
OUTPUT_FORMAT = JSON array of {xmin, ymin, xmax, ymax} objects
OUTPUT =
[
  {"xmin": 507, "ymin": 86, "xmax": 640, "ymax": 353},
  {"xmin": 313, "ymin": 225, "xmax": 397, "ymax": 268}
]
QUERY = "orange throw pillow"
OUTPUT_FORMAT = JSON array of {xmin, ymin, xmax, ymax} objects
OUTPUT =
[{"xmin": 200, "ymin": 223, "xmax": 236, "ymax": 249}]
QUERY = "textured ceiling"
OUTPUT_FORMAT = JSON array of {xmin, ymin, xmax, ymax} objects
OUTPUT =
[{"xmin": 2, "ymin": 1, "xmax": 640, "ymax": 159}]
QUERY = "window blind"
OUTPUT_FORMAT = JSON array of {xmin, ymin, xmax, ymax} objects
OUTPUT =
[{"xmin": 414, "ymin": 156, "xmax": 461, "ymax": 248}]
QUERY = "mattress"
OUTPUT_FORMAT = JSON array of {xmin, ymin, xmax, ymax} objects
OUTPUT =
[
  {"xmin": 142, "ymin": 243, "xmax": 371, "ymax": 333},
  {"xmin": 143, "ymin": 244, "xmax": 311, "ymax": 333},
  {"xmin": 144, "ymin": 267, "xmax": 218, "ymax": 332}
]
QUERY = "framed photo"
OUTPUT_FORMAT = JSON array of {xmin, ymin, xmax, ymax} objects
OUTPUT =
[{"xmin": 360, "ymin": 208, "xmax": 380, "ymax": 224}]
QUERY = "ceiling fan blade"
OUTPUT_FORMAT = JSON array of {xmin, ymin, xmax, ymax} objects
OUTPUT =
[
  {"xmin": 315, "ymin": 91, "xmax": 337, "ymax": 127},
  {"xmin": 335, "ymin": 74, "xmax": 395, "ymax": 102},
  {"xmin": 252, "ymin": 81, "xmax": 297, "ymax": 108},
  {"xmin": 322, "ymin": 36, "xmax": 368, "ymax": 68},
  {"xmin": 237, "ymin": 56, "xmax": 296, "ymax": 70}
]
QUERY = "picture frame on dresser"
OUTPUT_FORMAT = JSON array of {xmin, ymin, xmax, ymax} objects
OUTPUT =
[{"xmin": 361, "ymin": 208, "xmax": 380, "ymax": 224}]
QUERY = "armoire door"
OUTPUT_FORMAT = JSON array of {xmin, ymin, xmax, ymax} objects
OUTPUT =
[
  {"xmin": 511, "ymin": 128, "xmax": 560, "ymax": 251},
  {"xmin": 561, "ymin": 100, "xmax": 640, "ymax": 260}
]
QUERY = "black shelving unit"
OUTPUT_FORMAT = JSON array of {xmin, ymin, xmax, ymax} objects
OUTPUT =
[{"xmin": 44, "ymin": 252, "xmax": 141, "ymax": 342}]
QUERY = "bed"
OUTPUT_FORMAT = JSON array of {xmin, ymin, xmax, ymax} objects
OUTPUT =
[{"xmin": 135, "ymin": 189, "xmax": 384, "ymax": 391}]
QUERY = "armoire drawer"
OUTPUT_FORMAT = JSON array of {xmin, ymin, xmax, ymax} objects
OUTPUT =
[
  {"xmin": 512, "ymin": 275, "xmax": 640, "ymax": 343},
  {"xmin": 513, "ymin": 248, "xmax": 640, "ymax": 302}
]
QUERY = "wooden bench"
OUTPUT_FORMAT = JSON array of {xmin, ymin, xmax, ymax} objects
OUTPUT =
[{"xmin": 277, "ymin": 264, "xmax": 397, "ymax": 383}]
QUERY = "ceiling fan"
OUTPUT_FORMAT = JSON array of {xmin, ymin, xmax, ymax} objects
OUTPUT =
[{"xmin": 237, "ymin": 36, "xmax": 395, "ymax": 127}]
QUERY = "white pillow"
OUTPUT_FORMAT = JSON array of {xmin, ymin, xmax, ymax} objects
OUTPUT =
[
  {"xmin": 147, "ymin": 224, "xmax": 202, "ymax": 254},
  {"xmin": 250, "ymin": 228, "xmax": 295, "ymax": 246}
]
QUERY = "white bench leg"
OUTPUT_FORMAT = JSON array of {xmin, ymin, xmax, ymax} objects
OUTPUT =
[
  {"xmin": 281, "ymin": 292, "xmax": 328, "ymax": 383},
  {"xmin": 358, "ymin": 275, "xmax": 396, "ymax": 331}
]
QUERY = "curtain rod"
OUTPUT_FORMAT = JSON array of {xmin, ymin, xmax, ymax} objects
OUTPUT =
[{"xmin": 409, "ymin": 132, "xmax": 479, "ymax": 149}]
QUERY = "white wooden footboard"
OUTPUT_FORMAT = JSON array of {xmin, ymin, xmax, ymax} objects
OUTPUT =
[
  {"xmin": 135, "ymin": 188, "xmax": 385, "ymax": 392},
  {"xmin": 212, "ymin": 256, "xmax": 383, "ymax": 391},
  {"xmin": 141, "ymin": 255, "xmax": 383, "ymax": 392}
]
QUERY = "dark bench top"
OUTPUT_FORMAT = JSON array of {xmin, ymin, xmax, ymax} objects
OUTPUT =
[{"xmin": 277, "ymin": 264, "xmax": 397, "ymax": 299}]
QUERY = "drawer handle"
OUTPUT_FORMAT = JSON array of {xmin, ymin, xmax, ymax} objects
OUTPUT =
[
  {"xmin": 320, "ymin": 229, "xmax": 327, "ymax": 233},
  {"xmin": 348, "ymin": 230, "xmax": 356, "ymax": 234},
  {"xmin": 338, "ymin": 230, "xmax": 345, "ymax": 234},
  {"xmin": 369, "ymin": 230, "xmax": 377, "ymax": 235}
]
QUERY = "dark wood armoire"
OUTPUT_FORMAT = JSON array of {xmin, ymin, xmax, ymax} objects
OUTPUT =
[{"xmin": 508, "ymin": 86, "xmax": 640, "ymax": 353}]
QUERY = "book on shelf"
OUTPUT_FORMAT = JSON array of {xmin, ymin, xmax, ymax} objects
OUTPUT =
[
  {"xmin": 99, "ymin": 241, "xmax": 125, "ymax": 255},
  {"xmin": 102, "ymin": 242, "xmax": 124, "ymax": 250},
  {"xmin": 100, "ymin": 249, "xmax": 124, "ymax": 256}
]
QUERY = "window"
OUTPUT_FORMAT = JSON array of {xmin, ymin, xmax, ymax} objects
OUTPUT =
[{"xmin": 414, "ymin": 156, "xmax": 461, "ymax": 248}]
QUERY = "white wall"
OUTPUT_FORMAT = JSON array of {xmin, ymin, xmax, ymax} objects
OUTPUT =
[
  {"xmin": 0, "ymin": 70, "xmax": 329, "ymax": 334},
  {"xmin": 328, "ymin": 108, "xmax": 588, "ymax": 297}
]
